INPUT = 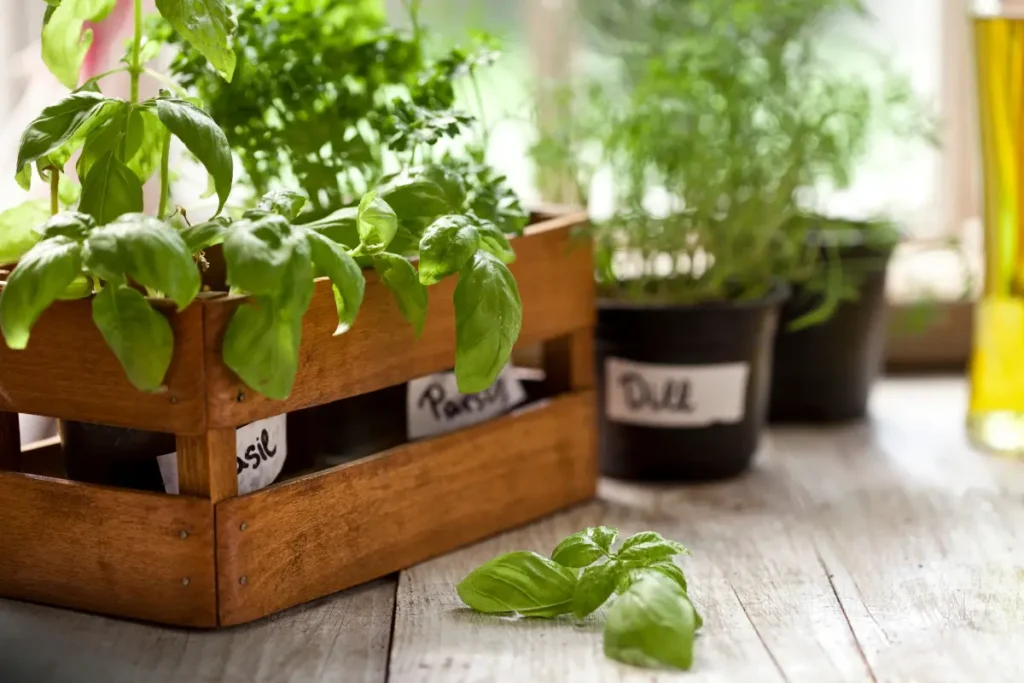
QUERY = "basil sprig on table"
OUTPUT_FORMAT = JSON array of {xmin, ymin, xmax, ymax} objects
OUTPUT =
[{"xmin": 457, "ymin": 527, "xmax": 702, "ymax": 671}]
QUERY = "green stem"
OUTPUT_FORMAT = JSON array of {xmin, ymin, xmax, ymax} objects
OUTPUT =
[
  {"xmin": 158, "ymin": 129, "xmax": 172, "ymax": 219},
  {"xmin": 129, "ymin": 0, "xmax": 143, "ymax": 104},
  {"xmin": 50, "ymin": 169, "xmax": 60, "ymax": 216}
]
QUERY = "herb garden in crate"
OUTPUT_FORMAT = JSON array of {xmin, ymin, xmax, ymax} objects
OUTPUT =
[{"xmin": 0, "ymin": 0, "xmax": 595, "ymax": 627}]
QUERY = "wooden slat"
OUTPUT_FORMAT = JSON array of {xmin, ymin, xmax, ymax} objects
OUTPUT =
[
  {"xmin": 176, "ymin": 429, "xmax": 238, "ymax": 501},
  {"xmin": 0, "ymin": 300, "xmax": 208, "ymax": 434},
  {"xmin": 543, "ymin": 327, "xmax": 595, "ymax": 392},
  {"xmin": 203, "ymin": 213, "xmax": 594, "ymax": 428},
  {"xmin": 215, "ymin": 390, "xmax": 597, "ymax": 626},
  {"xmin": 0, "ymin": 473, "xmax": 217, "ymax": 627}
]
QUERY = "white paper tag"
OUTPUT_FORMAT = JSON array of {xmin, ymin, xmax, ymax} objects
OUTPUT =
[
  {"xmin": 407, "ymin": 365, "xmax": 527, "ymax": 440},
  {"xmin": 156, "ymin": 414, "xmax": 288, "ymax": 495},
  {"xmin": 605, "ymin": 357, "xmax": 749, "ymax": 428}
]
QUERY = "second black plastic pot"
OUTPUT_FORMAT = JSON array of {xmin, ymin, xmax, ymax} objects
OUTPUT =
[
  {"xmin": 597, "ymin": 287, "xmax": 787, "ymax": 482},
  {"xmin": 770, "ymin": 241, "xmax": 894, "ymax": 423}
]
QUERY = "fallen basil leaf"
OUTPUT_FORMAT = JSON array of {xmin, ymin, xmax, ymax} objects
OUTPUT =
[
  {"xmin": 356, "ymin": 190, "xmax": 398, "ymax": 254},
  {"xmin": 453, "ymin": 250, "xmax": 522, "ymax": 393},
  {"xmin": 307, "ymin": 231, "xmax": 365, "ymax": 335},
  {"xmin": 91, "ymin": 283, "xmax": 174, "ymax": 392},
  {"xmin": 155, "ymin": 0, "xmax": 237, "ymax": 81},
  {"xmin": 0, "ymin": 200, "xmax": 50, "ymax": 266},
  {"xmin": 418, "ymin": 215, "xmax": 480, "ymax": 285},
  {"xmin": 151, "ymin": 96, "xmax": 233, "ymax": 213},
  {"xmin": 552, "ymin": 527, "xmax": 615, "ymax": 568},
  {"xmin": 78, "ymin": 151, "xmax": 144, "ymax": 225},
  {"xmin": 603, "ymin": 574, "xmax": 696, "ymax": 671},
  {"xmin": 0, "ymin": 236, "xmax": 82, "ymax": 349},
  {"xmin": 573, "ymin": 561, "xmax": 623, "ymax": 619},
  {"xmin": 457, "ymin": 551, "xmax": 578, "ymax": 618},
  {"xmin": 617, "ymin": 531, "xmax": 690, "ymax": 566},
  {"xmin": 373, "ymin": 252, "xmax": 427, "ymax": 336}
]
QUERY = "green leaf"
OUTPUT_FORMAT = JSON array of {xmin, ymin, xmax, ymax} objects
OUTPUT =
[
  {"xmin": 179, "ymin": 217, "xmax": 229, "ymax": 253},
  {"xmin": 125, "ymin": 109, "xmax": 166, "ymax": 183},
  {"xmin": 222, "ymin": 297, "xmax": 305, "ymax": 400},
  {"xmin": 78, "ymin": 151, "xmax": 144, "ymax": 225},
  {"xmin": 58, "ymin": 174, "xmax": 82, "ymax": 207},
  {"xmin": 257, "ymin": 189, "xmax": 308, "ymax": 220},
  {"xmin": 373, "ymin": 252, "xmax": 427, "ymax": 336},
  {"xmin": 453, "ymin": 250, "xmax": 522, "ymax": 393},
  {"xmin": 420, "ymin": 163, "xmax": 467, "ymax": 209},
  {"xmin": 476, "ymin": 219, "xmax": 516, "ymax": 264},
  {"xmin": 640, "ymin": 562, "xmax": 688, "ymax": 595},
  {"xmin": 356, "ymin": 191, "xmax": 398, "ymax": 254},
  {"xmin": 552, "ymin": 527, "xmax": 615, "ymax": 568},
  {"xmin": 91, "ymin": 284, "xmax": 174, "ymax": 392},
  {"xmin": 573, "ymin": 561, "xmax": 623, "ymax": 619},
  {"xmin": 155, "ymin": 0, "xmax": 237, "ymax": 81},
  {"xmin": 307, "ymin": 231, "xmax": 365, "ymax": 335},
  {"xmin": 58, "ymin": 274, "xmax": 92, "ymax": 301},
  {"xmin": 0, "ymin": 200, "xmax": 50, "ymax": 265},
  {"xmin": 15, "ymin": 91, "xmax": 114, "ymax": 186},
  {"xmin": 618, "ymin": 532, "xmax": 690, "ymax": 566},
  {"xmin": 151, "ymin": 97, "xmax": 233, "ymax": 213},
  {"xmin": 0, "ymin": 236, "xmax": 82, "ymax": 349},
  {"xmin": 305, "ymin": 207, "xmax": 359, "ymax": 247},
  {"xmin": 36, "ymin": 211, "xmax": 95, "ymax": 241},
  {"xmin": 418, "ymin": 215, "xmax": 480, "ymax": 286},
  {"xmin": 82, "ymin": 214, "xmax": 200, "ymax": 309},
  {"xmin": 75, "ymin": 103, "xmax": 136, "ymax": 179},
  {"xmin": 41, "ymin": 0, "xmax": 118, "ymax": 88},
  {"xmin": 603, "ymin": 574, "xmax": 697, "ymax": 671},
  {"xmin": 222, "ymin": 213, "xmax": 303, "ymax": 297},
  {"xmin": 376, "ymin": 174, "xmax": 451, "ymax": 226},
  {"xmin": 457, "ymin": 551, "xmax": 578, "ymax": 619}
]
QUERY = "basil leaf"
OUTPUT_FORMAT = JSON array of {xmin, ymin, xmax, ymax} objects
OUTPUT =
[
  {"xmin": 0, "ymin": 200, "xmax": 50, "ymax": 265},
  {"xmin": 155, "ymin": 0, "xmax": 237, "ymax": 81},
  {"xmin": 476, "ymin": 219, "xmax": 516, "ymax": 265},
  {"xmin": 75, "ymin": 102, "xmax": 135, "ymax": 179},
  {"xmin": 453, "ymin": 250, "xmax": 522, "ymax": 393},
  {"xmin": 418, "ymin": 215, "xmax": 480, "ymax": 286},
  {"xmin": 457, "ymin": 551, "xmax": 578, "ymax": 619},
  {"xmin": 603, "ymin": 574, "xmax": 697, "ymax": 671},
  {"xmin": 58, "ymin": 274, "xmax": 92, "ymax": 301},
  {"xmin": 307, "ymin": 231, "xmax": 365, "ymax": 335},
  {"xmin": 179, "ymin": 217, "xmax": 229, "ymax": 253},
  {"xmin": 78, "ymin": 151, "xmax": 144, "ymax": 225},
  {"xmin": 151, "ymin": 97, "xmax": 233, "ymax": 213},
  {"xmin": 0, "ymin": 236, "xmax": 82, "ymax": 349},
  {"xmin": 640, "ymin": 562, "xmax": 688, "ymax": 596},
  {"xmin": 618, "ymin": 532, "xmax": 690, "ymax": 566},
  {"xmin": 257, "ymin": 189, "xmax": 308, "ymax": 220},
  {"xmin": 15, "ymin": 91, "xmax": 114, "ymax": 186},
  {"xmin": 222, "ymin": 296, "xmax": 305, "ymax": 400},
  {"xmin": 91, "ymin": 284, "xmax": 174, "ymax": 392},
  {"xmin": 376, "ymin": 174, "xmax": 450, "ymax": 224},
  {"xmin": 372, "ymin": 252, "xmax": 427, "ymax": 336},
  {"xmin": 125, "ymin": 109, "xmax": 165, "ymax": 183},
  {"xmin": 305, "ymin": 207, "xmax": 358, "ymax": 247},
  {"xmin": 41, "ymin": 0, "xmax": 118, "ymax": 88},
  {"xmin": 222, "ymin": 213, "xmax": 299, "ymax": 297},
  {"xmin": 356, "ymin": 190, "xmax": 398, "ymax": 254},
  {"xmin": 420, "ymin": 163, "xmax": 467, "ymax": 209},
  {"xmin": 572, "ymin": 561, "xmax": 623, "ymax": 619},
  {"xmin": 552, "ymin": 527, "xmax": 613, "ymax": 568},
  {"xmin": 82, "ymin": 214, "xmax": 200, "ymax": 309},
  {"xmin": 57, "ymin": 174, "xmax": 82, "ymax": 207},
  {"xmin": 36, "ymin": 211, "xmax": 95, "ymax": 241}
]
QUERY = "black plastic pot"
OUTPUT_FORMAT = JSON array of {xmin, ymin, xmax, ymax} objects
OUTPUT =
[
  {"xmin": 597, "ymin": 287, "xmax": 787, "ymax": 482},
  {"xmin": 770, "ymin": 241, "xmax": 894, "ymax": 423},
  {"xmin": 60, "ymin": 420, "xmax": 171, "ymax": 492}
]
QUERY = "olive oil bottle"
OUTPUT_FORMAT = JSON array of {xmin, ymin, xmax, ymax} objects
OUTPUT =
[{"xmin": 970, "ymin": 1, "xmax": 1024, "ymax": 453}]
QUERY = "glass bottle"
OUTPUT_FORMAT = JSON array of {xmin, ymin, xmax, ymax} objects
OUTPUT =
[{"xmin": 969, "ymin": 0, "xmax": 1024, "ymax": 452}]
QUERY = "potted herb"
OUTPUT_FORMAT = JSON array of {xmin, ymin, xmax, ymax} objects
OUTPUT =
[
  {"xmin": 534, "ymin": 0, "xmax": 916, "ymax": 480},
  {"xmin": 0, "ymin": 0, "xmax": 526, "ymax": 491}
]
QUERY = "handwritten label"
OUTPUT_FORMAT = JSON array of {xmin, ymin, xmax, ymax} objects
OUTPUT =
[
  {"xmin": 605, "ymin": 357, "xmax": 749, "ymax": 428},
  {"xmin": 156, "ymin": 414, "xmax": 287, "ymax": 495},
  {"xmin": 407, "ymin": 365, "xmax": 527, "ymax": 440}
]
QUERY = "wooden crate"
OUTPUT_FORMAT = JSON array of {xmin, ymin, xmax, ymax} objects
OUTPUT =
[{"xmin": 0, "ymin": 212, "xmax": 597, "ymax": 628}]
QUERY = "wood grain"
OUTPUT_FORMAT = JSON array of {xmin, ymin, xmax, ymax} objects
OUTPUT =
[
  {"xmin": 0, "ymin": 299, "xmax": 208, "ymax": 434},
  {"xmin": 215, "ymin": 390, "xmax": 597, "ymax": 626},
  {"xmin": 176, "ymin": 428, "xmax": 238, "ymax": 501},
  {"xmin": 0, "ymin": 578, "xmax": 396, "ymax": 683},
  {"xmin": 0, "ymin": 411, "xmax": 20, "ymax": 472},
  {"xmin": 0, "ymin": 473, "xmax": 217, "ymax": 627},
  {"xmin": 202, "ymin": 213, "xmax": 594, "ymax": 428}
]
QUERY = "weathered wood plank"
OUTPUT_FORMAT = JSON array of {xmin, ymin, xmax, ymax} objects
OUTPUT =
[{"xmin": 0, "ymin": 578, "xmax": 396, "ymax": 683}]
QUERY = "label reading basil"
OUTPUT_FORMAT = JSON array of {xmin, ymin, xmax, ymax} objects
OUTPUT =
[
  {"xmin": 407, "ymin": 364, "xmax": 527, "ymax": 440},
  {"xmin": 156, "ymin": 414, "xmax": 287, "ymax": 495},
  {"xmin": 605, "ymin": 357, "xmax": 749, "ymax": 427}
]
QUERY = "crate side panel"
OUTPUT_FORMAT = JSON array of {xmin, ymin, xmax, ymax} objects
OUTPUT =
[
  {"xmin": 215, "ymin": 390, "xmax": 597, "ymax": 626},
  {"xmin": 0, "ymin": 473, "xmax": 217, "ymax": 627}
]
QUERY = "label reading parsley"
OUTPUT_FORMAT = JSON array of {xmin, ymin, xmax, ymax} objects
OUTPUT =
[
  {"xmin": 407, "ymin": 365, "xmax": 527, "ymax": 440},
  {"xmin": 157, "ymin": 414, "xmax": 287, "ymax": 495},
  {"xmin": 605, "ymin": 357, "xmax": 749, "ymax": 428}
]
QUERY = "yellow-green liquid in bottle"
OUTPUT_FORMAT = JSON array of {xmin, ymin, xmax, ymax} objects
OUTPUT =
[{"xmin": 969, "ymin": 6, "xmax": 1024, "ymax": 453}]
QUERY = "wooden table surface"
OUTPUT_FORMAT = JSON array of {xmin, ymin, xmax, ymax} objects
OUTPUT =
[{"xmin": 2, "ymin": 377, "xmax": 1023, "ymax": 683}]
